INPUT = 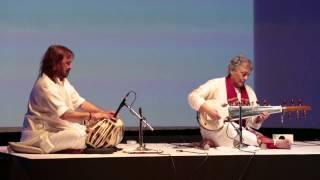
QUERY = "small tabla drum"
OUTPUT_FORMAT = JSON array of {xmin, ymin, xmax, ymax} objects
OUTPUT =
[{"xmin": 86, "ymin": 118, "xmax": 124, "ymax": 148}]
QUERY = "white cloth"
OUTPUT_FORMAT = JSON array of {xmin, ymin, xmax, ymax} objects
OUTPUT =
[
  {"xmin": 188, "ymin": 77, "xmax": 262, "ymax": 147},
  {"xmin": 20, "ymin": 74, "xmax": 86, "ymax": 153}
]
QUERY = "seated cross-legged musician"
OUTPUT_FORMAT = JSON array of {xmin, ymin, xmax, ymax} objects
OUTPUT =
[
  {"xmin": 188, "ymin": 55, "xmax": 291, "ymax": 149},
  {"xmin": 10, "ymin": 45, "xmax": 117, "ymax": 153}
]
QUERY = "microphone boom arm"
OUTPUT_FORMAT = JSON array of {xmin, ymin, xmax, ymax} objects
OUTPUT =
[{"xmin": 124, "ymin": 104, "xmax": 154, "ymax": 131}]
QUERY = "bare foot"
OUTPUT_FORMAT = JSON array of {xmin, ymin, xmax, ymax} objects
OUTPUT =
[
  {"xmin": 275, "ymin": 139, "xmax": 292, "ymax": 149},
  {"xmin": 200, "ymin": 139, "xmax": 216, "ymax": 150}
]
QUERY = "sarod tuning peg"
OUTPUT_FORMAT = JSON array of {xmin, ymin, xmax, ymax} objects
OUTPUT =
[
  {"xmin": 290, "ymin": 98, "xmax": 295, "ymax": 106},
  {"xmin": 263, "ymin": 99, "xmax": 267, "ymax": 106},
  {"xmin": 297, "ymin": 99, "xmax": 308, "ymax": 120},
  {"xmin": 282, "ymin": 100, "xmax": 288, "ymax": 106},
  {"xmin": 296, "ymin": 99, "xmax": 302, "ymax": 120},
  {"xmin": 284, "ymin": 99, "xmax": 291, "ymax": 120}
]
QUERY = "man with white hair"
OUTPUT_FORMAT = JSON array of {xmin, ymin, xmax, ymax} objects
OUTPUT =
[{"xmin": 188, "ymin": 55, "xmax": 291, "ymax": 149}]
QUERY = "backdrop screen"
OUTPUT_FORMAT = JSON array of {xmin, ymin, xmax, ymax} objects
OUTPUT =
[{"xmin": 0, "ymin": 0, "xmax": 253, "ymax": 128}]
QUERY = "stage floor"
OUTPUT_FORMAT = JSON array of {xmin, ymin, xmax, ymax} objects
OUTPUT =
[
  {"xmin": 1, "ymin": 141, "xmax": 320, "ymax": 159},
  {"xmin": 1, "ymin": 141, "xmax": 320, "ymax": 180}
]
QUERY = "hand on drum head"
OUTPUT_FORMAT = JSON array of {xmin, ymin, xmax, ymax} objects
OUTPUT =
[
  {"xmin": 105, "ymin": 110, "xmax": 118, "ymax": 118},
  {"xmin": 92, "ymin": 112, "xmax": 113, "ymax": 121},
  {"xmin": 109, "ymin": 117, "xmax": 118, "ymax": 122},
  {"xmin": 105, "ymin": 110, "xmax": 119, "ymax": 122},
  {"xmin": 92, "ymin": 111, "xmax": 118, "ymax": 122}
]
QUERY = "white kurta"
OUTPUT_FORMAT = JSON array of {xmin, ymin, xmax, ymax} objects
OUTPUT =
[
  {"xmin": 188, "ymin": 77, "xmax": 262, "ymax": 147},
  {"xmin": 20, "ymin": 74, "xmax": 86, "ymax": 153}
]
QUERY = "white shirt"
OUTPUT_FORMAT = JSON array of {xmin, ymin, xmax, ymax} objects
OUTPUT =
[
  {"xmin": 20, "ymin": 74, "xmax": 86, "ymax": 152},
  {"xmin": 188, "ymin": 77, "xmax": 262, "ymax": 146},
  {"xmin": 188, "ymin": 77, "xmax": 257, "ymax": 109}
]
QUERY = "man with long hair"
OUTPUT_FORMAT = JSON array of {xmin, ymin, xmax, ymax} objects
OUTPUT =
[{"xmin": 17, "ymin": 45, "xmax": 116, "ymax": 153}]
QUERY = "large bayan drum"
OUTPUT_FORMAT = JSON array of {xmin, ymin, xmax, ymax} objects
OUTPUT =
[{"xmin": 86, "ymin": 118, "xmax": 124, "ymax": 148}]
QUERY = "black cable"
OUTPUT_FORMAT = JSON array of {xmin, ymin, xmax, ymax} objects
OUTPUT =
[
  {"xmin": 149, "ymin": 152, "xmax": 176, "ymax": 178},
  {"xmin": 301, "ymin": 141, "xmax": 320, "ymax": 145},
  {"xmin": 293, "ymin": 141, "xmax": 320, "ymax": 146},
  {"xmin": 169, "ymin": 154, "xmax": 177, "ymax": 175},
  {"xmin": 226, "ymin": 121, "xmax": 240, "ymax": 140},
  {"xmin": 126, "ymin": 90, "xmax": 137, "ymax": 108},
  {"xmin": 237, "ymin": 152, "xmax": 256, "ymax": 180},
  {"xmin": 232, "ymin": 120, "xmax": 259, "ymax": 180},
  {"xmin": 197, "ymin": 108, "xmax": 258, "ymax": 180},
  {"xmin": 191, "ymin": 153, "xmax": 209, "ymax": 179},
  {"xmin": 236, "ymin": 146, "xmax": 258, "ymax": 154},
  {"xmin": 125, "ymin": 90, "xmax": 140, "ymax": 117},
  {"xmin": 176, "ymin": 149, "xmax": 208, "ymax": 155},
  {"xmin": 227, "ymin": 120, "xmax": 260, "ymax": 153}
]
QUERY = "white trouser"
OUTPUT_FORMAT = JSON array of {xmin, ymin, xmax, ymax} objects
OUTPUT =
[
  {"xmin": 200, "ymin": 122, "xmax": 259, "ymax": 147},
  {"xmin": 20, "ymin": 124, "xmax": 87, "ymax": 153}
]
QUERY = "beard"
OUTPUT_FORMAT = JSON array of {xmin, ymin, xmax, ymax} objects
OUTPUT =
[
  {"xmin": 57, "ymin": 69, "xmax": 70, "ymax": 80},
  {"xmin": 64, "ymin": 70, "xmax": 70, "ymax": 77}
]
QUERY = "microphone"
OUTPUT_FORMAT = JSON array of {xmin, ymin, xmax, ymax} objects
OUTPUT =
[
  {"xmin": 113, "ymin": 92, "xmax": 130, "ymax": 118},
  {"xmin": 139, "ymin": 107, "xmax": 142, "ymax": 118}
]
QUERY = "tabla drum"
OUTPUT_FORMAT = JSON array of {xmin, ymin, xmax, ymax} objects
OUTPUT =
[{"xmin": 86, "ymin": 118, "xmax": 124, "ymax": 148}]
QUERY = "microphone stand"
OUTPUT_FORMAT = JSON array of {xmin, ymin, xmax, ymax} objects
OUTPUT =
[
  {"xmin": 124, "ymin": 104, "xmax": 160, "ymax": 153},
  {"xmin": 238, "ymin": 102, "xmax": 245, "ymax": 149}
]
